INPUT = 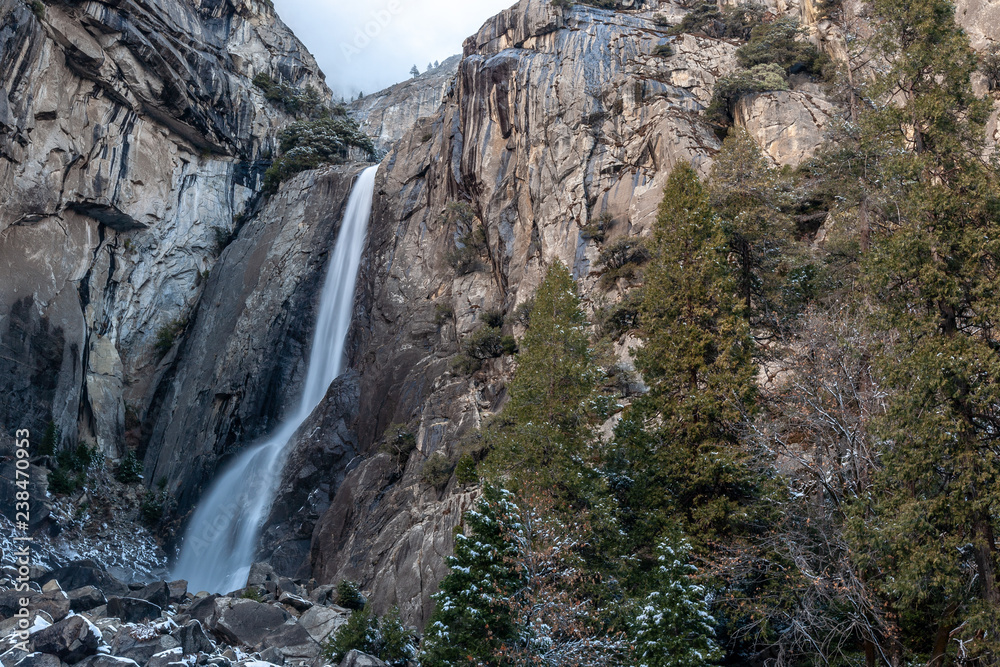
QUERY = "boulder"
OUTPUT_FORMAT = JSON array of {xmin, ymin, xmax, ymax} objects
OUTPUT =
[
  {"xmin": 212, "ymin": 599, "xmax": 290, "ymax": 649},
  {"xmin": 37, "ymin": 562, "xmax": 129, "ymax": 598},
  {"xmin": 338, "ymin": 652, "xmax": 387, "ymax": 667},
  {"xmin": 259, "ymin": 623, "xmax": 317, "ymax": 658},
  {"xmin": 76, "ymin": 658, "xmax": 140, "ymax": 667},
  {"xmin": 110, "ymin": 634, "xmax": 180, "ymax": 666},
  {"xmin": 106, "ymin": 597, "xmax": 162, "ymax": 623},
  {"xmin": 0, "ymin": 590, "xmax": 39, "ymax": 617},
  {"xmin": 245, "ymin": 564, "xmax": 276, "ymax": 588},
  {"xmin": 186, "ymin": 595, "xmax": 219, "ymax": 626},
  {"xmin": 0, "ymin": 649, "xmax": 28, "ymax": 667},
  {"xmin": 12, "ymin": 654, "xmax": 62, "ymax": 667},
  {"xmin": 32, "ymin": 591, "xmax": 70, "ymax": 622},
  {"xmin": 276, "ymin": 593, "xmax": 311, "ymax": 613},
  {"xmin": 132, "ymin": 582, "xmax": 170, "ymax": 610},
  {"xmin": 68, "ymin": 587, "xmax": 106, "ymax": 613},
  {"xmin": 296, "ymin": 606, "xmax": 348, "ymax": 644},
  {"xmin": 166, "ymin": 582, "xmax": 187, "ymax": 604},
  {"xmin": 173, "ymin": 621, "xmax": 215, "ymax": 655},
  {"xmin": 29, "ymin": 616, "xmax": 100, "ymax": 663},
  {"xmin": 145, "ymin": 648, "xmax": 182, "ymax": 667}
]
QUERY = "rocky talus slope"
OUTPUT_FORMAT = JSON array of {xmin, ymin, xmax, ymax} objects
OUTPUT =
[{"xmin": 0, "ymin": 559, "xmax": 392, "ymax": 667}]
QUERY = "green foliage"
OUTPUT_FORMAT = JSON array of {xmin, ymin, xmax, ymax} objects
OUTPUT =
[
  {"xmin": 434, "ymin": 303, "xmax": 454, "ymax": 325},
  {"xmin": 379, "ymin": 424, "xmax": 417, "ymax": 474},
  {"xmin": 735, "ymin": 17, "xmax": 827, "ymax": 76},
  {"xmin": 840, "ymin": 0, "xmax": 1000, "ymax": 655},
  {"xmin": 454, "ymin": 454, "xmax": 478, "ymax": 485},
  {"xmin": 705, "ymin": 63, "xmax": 789, "ymax": 125},
  {"xmin": 263, "ymin": 117, "xmax": 376, "ymax": 192},
  {"xmin": 29, "ymin": 0, "xmax": 44, "ymax": 20},
  {"xmin": 154, "ymin": 318, "xmax": 187, "ymax": 359},
  {"xmin": 652, "ymin": 43, "xmax": 674, "ymax": 58},
  {"xmin": 981, "ymin": 44, "xmax": 1000, "ymax": 90},
  {"xmin": 446, "ymin": 221, "xmax": 487, "ymax": 275},
  {"xmin": 482, "ymin": 261, "xmax": 611, "ymax": 504},
  {"xmin": 48, "ymin": 467, "xmax": 82, "ymax": 495},
  {"xmin": 598, "ymin": 237, "xmax": 650, "ymax": 288},
  {"xmin": 709, "ymin": 127, "xmax": 812, "ymax": 336},
  {"xmin": 38, "ymin": 420, "xmax": 59, "ymax": 456},
  {"xmin": 337, "ymin": 580, "xmax": 365, "ymax": 611},
  {"xmin": 666, "ymin": 3, "xmax": 763, "ymax": 40},
  {"xmin": 420, "ymin": 453, "xmax": 454, "ymax": 489},
  {"xmin": 630, "ymin": 535, "xmax": 723, "ymax": 667},
  {"xmin": 581, "ymin": 212, "xmax": 613, "ymax": 243},
  {"xmin": 252, "ymin": 72, "xmax": 331, "ymax": 119},
  {"xmin": 241, "ymin": 586, "xmax": 264, "ymax": 602},
  {"xmin": 324, "ymin": 606, "xmax": 414, "ymax": 666},
  {"xmin": 478, "ymin": 308, "xmax": 504, "ymax": 329},
  {"xmin": 115, "ymin": 451, "xmax": 143, "ymax": 484},
  {"xmin": 596, "ymin": 295, "xmax": 640, "ymax": 340},
  {"xmin": 139, "ymin": 491, "xmax": 165, "ymax": 525},
  {"xmin": 462, "ymin": 326, "xmax": 516, "ymax": 361},
  {"xmin": 511, "ymin": 298, "xmax": 534, "ymax": 327},
  {"xmin": 623, "ymin": 164, "xmax": 765, "ymax": 546}
]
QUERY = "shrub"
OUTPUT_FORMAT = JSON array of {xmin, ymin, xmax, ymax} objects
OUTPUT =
[
  {"xmin": 48, "ymin": 467, "xmax": 82, "ymax": 495},
  {"xmin": 652, "ymin": 12, "xmax": 670, "ymax": 26},
  {"xmin": 479, "ymin": 308, "xmax": 505, "ymax": 329},
  {"xmin": 511, "ymin": 298, "xmax": 534, "ymax": 327},
  {"xmin": 154, "ymin": 318, "xmax": 187, "ymax": 359},
  {"xmin": 653, "ymin": 43, "xmax": 674, "ymax": 58},
  {"xmin": 736, "ymin": 17, "xmax": 827, "ymax": 76},
  {"xmin": 598, "ymin": 237, "xmax": 651, "ymax": 288},
  {"xmin": 241, "ymin": 586, "xmax": 264, "ymax": 602},
  {"xmin": 337, "ymin": 580, "xmax": 365, "ymax": 610},
  {"xmin": 263, "ymin": 117, "xmax": 376, "ymax": 193},
  {"xmin": 323, "ymin": 606, "xmax": 414, "ymax": 666},
  {"xmin": 39, "ymin": 420, "xmax": 59, "ymax": 456},
  {"xmin": 139, "ymin": 491, "xmax": 164, "ymax": 525},
  {"xmin": 252, "ymin": 73, "xmax": 330, "ymax": 119},
  {"xmin": 116, "ymin": 451, "xmax": 143, "ymax": 484},
  {"xmin": 30, "ymin": 0, "xmax": 44, "ymax": 20},
  {"xmin": 455, "ymin": 453, "xmax": 478, "ymax": 485},
  {"xmin": 447, "ymin": 224, "xmax": 488, "ymax": 275},
  {"xmin": 598, "ymin": 297, "xmax": 641, "ymax": 339},
  {"xmin": 213, "ymin": 227, "xmax": 233, "ymax": 253},
  {"xmin": 434, "ymin": 303, "xmax": 454, "ymax": 325},
  {"xmin": 581, "ymin": 212, "xmax": 613, "ymax": 242},
  {"xmin": 666, "ymin": 2, "xmax": 763, "ymax": 40},
  {"xmin": 463, "ymin": 326, "xmax": 516, "ymax": 360},
  {"xmin": 421, "ymin": 454, "xmax": 454, "ymax": 489},
  {"xmin": 380, "ymin": 424, "xmax": 417, "ymax": 473},
  {"xmin": 982, "ymin": 45, "xmax": 1000, "ymax": 91},
  {"xmin": 705, "ymin": 63, "xmax": 789, "ymax": 125}
]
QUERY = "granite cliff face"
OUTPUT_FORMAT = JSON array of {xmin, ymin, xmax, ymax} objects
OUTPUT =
[
  {"xmin": 0, "ymin": 0, "xmax": 331, "ymax": 460},
  {"xmin": 5, "ymin": 0, "xmax": 1000, "ymax": 639}
]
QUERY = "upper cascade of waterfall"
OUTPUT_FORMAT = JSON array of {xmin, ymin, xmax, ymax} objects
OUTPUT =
[{"xmin": 172, "ymin": 165, "xmax": 379, "ymax": 594}]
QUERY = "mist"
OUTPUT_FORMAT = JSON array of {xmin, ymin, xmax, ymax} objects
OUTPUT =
[{"xmin": 271, "ymin": 0, "xmax": 516, "ymax": 99}]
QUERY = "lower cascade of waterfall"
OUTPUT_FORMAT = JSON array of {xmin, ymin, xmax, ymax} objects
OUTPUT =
[{"xmin": 172, "ymin": 164, "xmax": 379, "ymax": 594}]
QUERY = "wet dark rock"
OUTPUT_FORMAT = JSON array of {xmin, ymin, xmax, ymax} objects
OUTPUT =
[
  {"xmin": 212, "ymin": 599, "xmax": 290, "ymax": 649},
  {"xmin": 37, "ymin": 562, "xmax": 129, "ymax": 598},
  {"xmin": 106, "ymin": 597, "xmax": 162, "ymax": 623},
  {"xmin": 166, "ymin": 582, "xmax": 187, "ymax": 604},
  {"xmin": 12, "ymin": 653, "xmax": 63, "ymax": 667},
  {"xmin": 68, "ymin": 587, "xmax": 106, "ymax": 613},
  {"xmin": 173, "ymin": 621, "xmax": 215, "ymax": 656},
  {"xmin": 186, "ymin": 595, "xmax": 219, "ymax": 627},
  {"xmin": 110, "ymin": 634, "xmax": 180, "ymax": 666},
  {"xmin": 29, "ymin": 616, "xmax": 100, "ymax": 663},
  {"xmin": 133, "ymin": 582, "xmax": 170, "ymax": 610}
]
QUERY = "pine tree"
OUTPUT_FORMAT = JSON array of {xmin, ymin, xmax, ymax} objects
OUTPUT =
[
  {"xmin": 846, "ymin": 0, "xmax": 1000, "ymax": 661},
  {"xmin": 631, "ymin": 534, "xmax": 723, "ymax": 667},
  {"xmin": 627, "ymin": 163, "xmax": 761, "ymax": 546},
  {"xmin": 483, "ymin": 260, "xmax": 609, "ymax": 505},
  {"xmin": 409, "ymin": 64, "xmax": 420, "ymax": 78},
  {"xmin": 420, "ymin": 485, "xmax": 522, "ymax": 666}
]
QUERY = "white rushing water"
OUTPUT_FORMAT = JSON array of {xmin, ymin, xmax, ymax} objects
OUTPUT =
[{"xmin": 172, "ymin": 165, "xmax": 378, "ymax": 594}]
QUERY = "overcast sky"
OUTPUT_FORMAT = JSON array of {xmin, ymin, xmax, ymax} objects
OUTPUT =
[{"xmin": 272, "ymin": 0, "xmax": 515, "ymax": 99}]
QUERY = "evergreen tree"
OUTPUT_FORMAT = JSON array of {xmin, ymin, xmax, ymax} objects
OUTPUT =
[
  {"xmin": 846, "ymin": 0, "xmax": 1000, "ymax": 661},
  {"xmin": 626, "ymin": 163, "xmax": 762, "ymax": 546},
  {"xmin": 409, "ymin": 64, "xmax": 420, "ymax": 78},
  {"xmin": 631, "ymin": 534, "xmax": 723, "ymax": 667},
  {"xmin": 421, "ymin": 485, "xmax": 521, "ymax": 666},
  {"xmin": 483, "ymin": 260, "xmax": 609, "ymax": 505}
]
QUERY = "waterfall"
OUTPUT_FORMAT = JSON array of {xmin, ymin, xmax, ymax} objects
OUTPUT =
[{"xmin": 172, "ymin": 165, "xmax": 378, "ymax": 594}]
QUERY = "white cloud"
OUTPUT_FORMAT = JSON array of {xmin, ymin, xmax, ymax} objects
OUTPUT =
[{"xmin": 271, "ymin": 0, "xmax": 515, "ymax": 98}]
